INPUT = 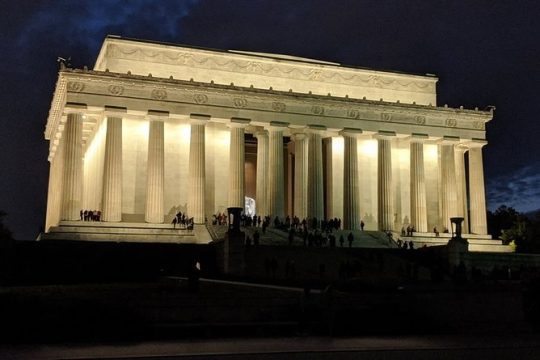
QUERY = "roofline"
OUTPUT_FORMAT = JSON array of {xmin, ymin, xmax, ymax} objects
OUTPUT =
[{"xmin": 96, "ymin": 35, "xmax": 438, "ymax": 80}]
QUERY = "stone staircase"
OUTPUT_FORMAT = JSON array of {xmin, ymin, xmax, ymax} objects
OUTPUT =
[
  {"xmin": 41, "ymin": 221, "xmax": 212, "ymax": 244},
  {"xmin": 397, "ymin": 232, "xmax": 512, "ymax": 252},
  {"xmin": 211, "ymin": 224, "xmax": 396, "ymax": 249}
]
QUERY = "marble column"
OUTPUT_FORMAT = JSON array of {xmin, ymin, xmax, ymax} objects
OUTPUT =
[
  {"xmin": 455, "ymin": 145, "xmax": 469, "ymax": 233},
  {"xmin": 409, "ymin": 136, "xmax": 428, "ymax": 233},
  {"xmin": 377, "ymin": 134, "xmax": 394, "ymax": 231},
  {"xmin": 267, "ymin": 124, "xmax": 286, "ymax": 219},
  {"xmin": 102, "ymin": 116, "xmax": 123, "ymax": 222},
  {"xmin": 439, "ymin": 139, "xmax": 459, "ymax": 232},
  {"xmin": 341, "ymin": 129, "xmax": 362, "ymax": 230},
  {"xmin": 307, "ymin": 129, "xmax": 324, "ymax": 221},
  {"xmin": 228, "ymin": 119, "xmax": 249, "ymax": 208},
  {"xmin": 293, "ymin": 133, "xmax": 308, "ymax": 219},
  {"xmin": 46, "ymin": 138, "xmax": 65, "ymax": 231},
  {"xmin": 255, "ymin": 131, "xmax": 269, "ymax": 216},
  {"xmin": 145, "ymin": 119, "xmax": 165, "ymax": 223},
  {"xmin": 188, "ymin": 115, "xmax": 208, "ymax": 224},
  {"xmin": 468, "ymin": 141, "xmax": 488, "ymax": 234},
  {"xmin": 61, "ymin": 112, "xmax": 84, "ymax": 221}
]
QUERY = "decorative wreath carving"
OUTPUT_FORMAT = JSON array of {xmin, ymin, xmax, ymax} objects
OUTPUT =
[
  {"xmin": 193, "ymin": 94, "xmax": 208, "ymax": 104},
  {"xmin": 108, "ymin": 85, "xmax": 124, "ymax": 95},
  {"xmin": 415, "ymin": 115, "xmax": 426, "ymax": 125},
  {"xmin": 151, "ymin": 89, "xmax": 167, "ymax": 100},
  {"xmin": 473, "ymin": 121, "xmax": 485, "ymax": 130},
  {"xmin": 381, "ymin": 113, "xmax": 392, "ymax": 121},
  {"xmin": 347, "ymin": 109, "xmax": 359, "ymax": 119},
  {"xmin": 271, "ymin": 102, "xmax": 286, "ymax": 112},
  {"xmin": 233, "ymin": 97, "xmax": 248, "ymax": 108},
  {"xmin": 446, "ymin": 118, "xmax": 457, "ymax": 127},
  {"xmin": 67, "ymin": 82, "xmax": 84, "ymax": 92},
  {"xmin": 311, "ymin": 105, "xmax": 325, "ymax": 115}
]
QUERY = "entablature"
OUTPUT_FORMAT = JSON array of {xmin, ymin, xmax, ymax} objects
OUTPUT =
[{"xmin": 45, "ymin": 69, "xmax": 493, "ymax": 160}]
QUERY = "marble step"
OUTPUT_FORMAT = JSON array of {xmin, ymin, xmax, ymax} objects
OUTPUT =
[
  {"xmin": 50, "ymin": 226, "xmax": 192, "ymax": 236},
  {"xmin": 41, "ymin": 231, "xmax": 198, "ymax": 244},
  {"xmin": 59, "ymin": 221, "xmax": 183, "ymax": 230}
]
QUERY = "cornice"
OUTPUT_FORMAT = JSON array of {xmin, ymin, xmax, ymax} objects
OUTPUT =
[{"xmin": 59, "ymin": 69, "xmax": 492, "ymax": 124}]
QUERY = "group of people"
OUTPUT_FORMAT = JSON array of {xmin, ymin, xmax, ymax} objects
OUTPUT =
[
  {"xmin": 79, "ymin": 209, "xmax": 101, "ymax": 221},
  {"xmin": 171, "ymin": 211, "xmax": 194, "ymax": 230},
  {"xmin": 396, "ymin": 238, "xmax": 415, "ymax": 250}
]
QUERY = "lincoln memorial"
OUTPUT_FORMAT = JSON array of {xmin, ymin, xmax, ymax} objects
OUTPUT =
[{"xmin": 42, "ymin": 36, "xmax": 509, "ymax": 252}]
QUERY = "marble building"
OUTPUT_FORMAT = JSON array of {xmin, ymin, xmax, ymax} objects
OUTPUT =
[{"xmin": 42, "ymin": 36, "xmax": 506, "ymax": 251}]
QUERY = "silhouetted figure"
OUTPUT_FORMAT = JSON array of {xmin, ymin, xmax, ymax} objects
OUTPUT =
[
  {"xmin": 360, "ymin": 220, "xmax": 365, "ymax": 231},
  {"xmin": 409, "ymin": 240, "xmax": 414, "ymax": 249},
  {"xmin": 253, "ymin": 230, "xmax": 260, "ymax": 246},
  {"xmin": 339, "ymin": 234, "xmax": 344, "ymax": 247},
  {"xmin": 433, "ymin": 226, "xmax": 439, "ymax": 237},
  {"xmin": 172, "ymin": 217, "xmax": 177, "ymax": 229},
  {"xmin": 347, "ymin": 232, "xmax": 354, "ymax": 248}
]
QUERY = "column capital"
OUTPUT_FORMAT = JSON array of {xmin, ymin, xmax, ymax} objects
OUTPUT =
[
  {"xmin": 254, "ymin": 130, "xmax": 269, "ymax": 139},
  {"xmin": 305, "ymin": 124, "xmax": 327, "ymax": 134},
  {"xmin": 374, "ymin": 130, "xmax": 396, "ymax": 140},
  {"xmin": 339, "ymin": 127, "xmax": 363, "ymax": 138},
  {"xmin": 466, "ymin": 139, "xmax": 488, "ymax": 149},
  {"xmin": 228, "ymin": 117, "xmax": 251, "ymax": 128},
  {"xmin": 64, "ymin": 102, "xmax": 87, "ymax": 115},
  {"xmin": 291, "ymin": 132, "xmax": 308, "ymax": 141},
  {"xmin": 438, "ymin": 136, "xmax": 460, "ymax": 145},
  {"xmin": 104, "ymin": 105, "xmax": 127, "ymax": 118},
  {"xmin": 189, "ymin": 113, "xmax": 211, "ymax": 125},
  {"xmin": 147, "ymin": 109, "xmax": 169, "ymax": 121},
  {"xmin": 409, "ymin": 133, "xmax": 429, "ymax": 143},
  {"xmin": 265, "ymin": 121, "xmax": 289, "ymax": 131}
]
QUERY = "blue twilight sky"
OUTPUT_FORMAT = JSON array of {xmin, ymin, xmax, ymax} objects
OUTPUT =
[{"xmin": 0, "ymin": 0, "xmax": 539, "ymax": 239}]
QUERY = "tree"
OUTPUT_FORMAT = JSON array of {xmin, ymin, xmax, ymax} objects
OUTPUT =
[
  {"xmin": 0, "ymin": 211, "xmax": 14, "ymax": 284},
  {"xmin": 487, "ymin": 205, "xmax": 521, "ymax": 241},
  {"xmin": 0, "ymin": 211, "xmax": 13, "ymax": 243}
]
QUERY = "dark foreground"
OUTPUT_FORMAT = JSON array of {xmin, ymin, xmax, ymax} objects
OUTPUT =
[{"xmin": 2, "ymin": 335, "xmax": 540, "ymax": 359}]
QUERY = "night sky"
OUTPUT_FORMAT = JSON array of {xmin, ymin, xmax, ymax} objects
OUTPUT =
[{"xmin": 0, "ymin": 0, "xmax": 538, "ymax": 240}]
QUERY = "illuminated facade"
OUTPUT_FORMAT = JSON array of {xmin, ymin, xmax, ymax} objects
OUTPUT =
[{"xmin": 43, "ymin": 36, "xmax": 506, "ymax": 250}]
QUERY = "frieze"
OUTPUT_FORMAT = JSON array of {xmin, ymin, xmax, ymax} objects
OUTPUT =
[
  {"xmin": 193, "ymin": 93, "xmax": 208, "ymax": 104},
  {"xmin": 233, "ymin": 97, "xmax": 248, "ymax": 108},
  {"xmin": 67, "ymin": 82, "xmax": 84, "ymax": 92},
  {"xmin": 151, "ymin": 89, "xmax": 167, "ymax": 100},
  {"xmin": 271, "ymin": 102, "xmax": 286, "ymax": 112},
  {"xmin": 381, "ymin": 113, "xmax": 392, "ymax": 121},
  {"xmin": 108, "ymin": 85, "xmax": 124, "ymax": 95},
  {"xmin": 311, "ymin": 105, "xmax": 325, "ymax": 115},
  {"xmin": 107, "ymin": 44, "xmax": 436, "ymax": 93},
  {"xmin": 446, "ymin": 118, "xmax": 457, "ymax": 127},
  {"xmin": 347, "ymin": 109, "xmax": 360, "ymax": 119},
  {"xmin": 473, "ymin": 121, "xmax": 485, "ymax": 130}
]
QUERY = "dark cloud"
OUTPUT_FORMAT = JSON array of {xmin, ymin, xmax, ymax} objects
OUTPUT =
[
  {"xmin": 488, "ymin": 162, "xmax": 540, "ymax": 212},
  {"xmin": 0, "ymin": 1, "xmax": 539, "ymax": 238}
]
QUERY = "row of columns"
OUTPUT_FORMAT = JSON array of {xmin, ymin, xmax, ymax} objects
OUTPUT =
[{"xmin": 55, "ymin": 112, "xmax": 488, "ymax": 234}]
